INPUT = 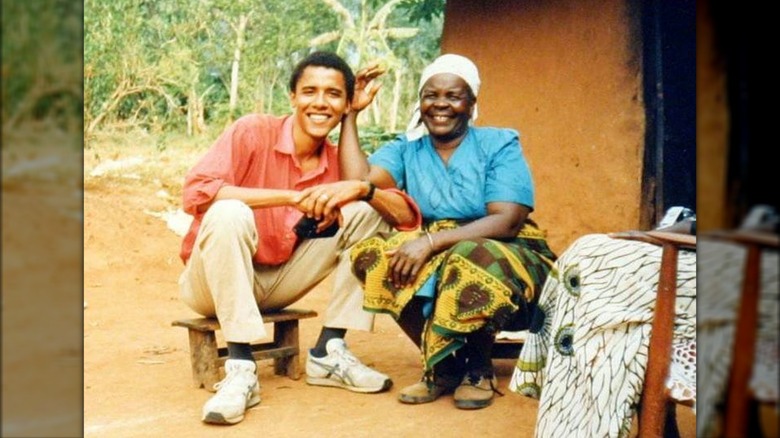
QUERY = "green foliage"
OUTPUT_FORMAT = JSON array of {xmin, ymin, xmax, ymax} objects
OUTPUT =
[
  {"xmin": 83, "ymin": 0, "xmax": 444, "ymax": 143},
  {"xmin": 310, "ymin": 0, "xmax": 442, "ymax": 134},
  {"xmin": 358, "ymin": 125, "xmax": 403, "ymax": 155},
  {"xmin": 398, "ymin": 0, "xmax": 446, "ymax": 23},
  {"xmin": 328, "ymin": 123, "xmax": 402, "ymax": 155}
]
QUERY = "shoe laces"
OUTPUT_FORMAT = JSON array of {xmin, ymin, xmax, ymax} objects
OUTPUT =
[
  {"xmin": 422, "ymin": 370, "xmax": 435, "ymax": 388},
  {"xmin": 212, "ymin": 369, "xmax": 256, "ymax": 395},
  {"xmin": 464, "ymin": 371, "xmax": 504, "ymax": 397},
  {"xmin": 213, "ymin": 375, "xmax": 238, "ymax": 394},
  {"xmin": 334, "ymin": 346, "xmax": 371, "ymax": 373}
]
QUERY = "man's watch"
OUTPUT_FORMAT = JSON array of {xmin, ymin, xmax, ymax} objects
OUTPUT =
[{"xmin": 360, "ymin": 181, "xmax": 376, "ymax": 202}]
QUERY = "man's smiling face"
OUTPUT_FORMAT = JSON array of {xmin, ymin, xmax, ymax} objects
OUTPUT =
[{"xmin": 290, "ymin": 66, "xmax": 350, "ymax": 141}]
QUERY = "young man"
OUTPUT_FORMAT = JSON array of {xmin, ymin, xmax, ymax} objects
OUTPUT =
[{"xmin": 178, "ymin": 51, "xmax": 419, "ymax": 425}]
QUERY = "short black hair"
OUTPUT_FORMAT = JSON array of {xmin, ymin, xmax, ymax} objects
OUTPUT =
[{"xmin": 289, "ymin": 51, "xmax": 355, "ymax": 102}]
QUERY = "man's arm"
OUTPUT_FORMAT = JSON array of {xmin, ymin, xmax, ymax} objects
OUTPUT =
[
  {"xmin": 292, "ymin": 169, "xmax": 420, "ymax": 230},
  {"xmin": 194, "ymin": 186, "xmax": 299, "ymax": 213},
  {"xmin": 338, "ymin": 111, "xmax": 369, "ymax": 180},
  {"xmin": 296, "ymin": 61, "xmax": 418, "ymax": 229},
  {"xmin": 183, "ymin": 117, "xmax": 302, "ymax": 215},
  {"xmin": 338, "ymin": 62, "xmax": 384, "ymax": 180}
]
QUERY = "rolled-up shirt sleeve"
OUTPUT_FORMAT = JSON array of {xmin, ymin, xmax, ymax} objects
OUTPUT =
[
  {"xmin": 182, "ymin": 124, "xmax": 242, "ymax": 215},
  {"xmin": 367, "ymin": 136, "xmax": 407, "ymax": 189},
  {"xmin": 484, "ymin": 129, "xmax": 535, "ymax": 209},
  {"xmin": 367, "ymin": 137, "xmax": 423, "ymax": 230},
  {"xmin": 384, "ymin": 188, "xmax": 422, "ymax": 231}
]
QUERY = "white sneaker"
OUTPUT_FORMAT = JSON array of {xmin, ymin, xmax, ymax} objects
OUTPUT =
[
  {"xmin": 306, "ymin": 338, "xmax": 392, "ymax": 393},
  {"xmin": 202, "ymin": 359, "xmax": 261, "ymax": 424}
]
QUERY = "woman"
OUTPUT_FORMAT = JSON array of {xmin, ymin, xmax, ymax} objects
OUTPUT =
[{"xmin": 350, "ymin": 54, "xmax": 557, "ymax": 409}]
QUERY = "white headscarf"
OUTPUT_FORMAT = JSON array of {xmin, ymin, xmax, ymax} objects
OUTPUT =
[{"xmin": 405, "ymin": 54, "xmax": 481, "ymax": 141}]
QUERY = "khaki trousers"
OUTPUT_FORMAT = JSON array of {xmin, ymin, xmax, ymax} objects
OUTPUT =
[{"xmin": 178, "ymin": 199, "xmax": 389, "ymax": 343}]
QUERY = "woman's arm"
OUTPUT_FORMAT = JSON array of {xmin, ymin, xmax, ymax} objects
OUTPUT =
[
  {"xmin": 427, "ymin": 202, "xmax": 529, "ymax": 250},
  {"xmin": 386, "ymin": 202, "xmax": 530, "ymax": 288}
]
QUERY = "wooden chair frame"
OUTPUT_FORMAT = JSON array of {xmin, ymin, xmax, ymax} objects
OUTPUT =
[{"xmin": 609, "ymin": 230, "xmax": 696, "ymax": 438}]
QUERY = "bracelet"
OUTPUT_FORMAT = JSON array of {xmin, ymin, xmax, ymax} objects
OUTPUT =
[
  {"xmin": 424, "ymin": 230, "xmax": 435, "ymax": 251},
  {"xmin": 360, "ymin": 181, "xmax": 377, "ymax": 202}
]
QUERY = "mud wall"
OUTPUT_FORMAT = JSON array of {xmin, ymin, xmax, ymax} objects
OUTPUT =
[{"xmin": 440, "ymin": 0, "xmax": 646, "ymax": 253}]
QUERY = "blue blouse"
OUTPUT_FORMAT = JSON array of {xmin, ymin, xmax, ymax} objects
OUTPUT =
[{"xmin": 368, "ymin": 127, "xmax": 535, "ymax": 221}]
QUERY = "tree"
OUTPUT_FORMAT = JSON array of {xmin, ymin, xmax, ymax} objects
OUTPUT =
[
  {"xmin": 82, "ymin": 0, "xmax": 442, "ymax": 139},
  {"xmin": 84, "ymin": 0, "xmax": 194, "ymax": 135},
  {"xmin": 310, "ymin": 0, "xmax": 420, "ymax": 129}
]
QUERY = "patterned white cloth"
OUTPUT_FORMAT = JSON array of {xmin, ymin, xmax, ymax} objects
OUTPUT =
[{"xmin": 509, "ymin": 234, "xmax": 696, "ymax": 438}]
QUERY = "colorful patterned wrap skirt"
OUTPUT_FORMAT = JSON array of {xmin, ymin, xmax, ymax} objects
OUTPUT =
[{"xmin": 351, "ymin": 219, "xmax": 556, "ymax": 370}]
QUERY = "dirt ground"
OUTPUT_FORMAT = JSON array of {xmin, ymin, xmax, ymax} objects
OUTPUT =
[
  {"xmin": 3, "ymin": 131, "xmax": 695, "ymax": 437},
  {"xmin": 78, "ymin": 137, "xmax": 549, "ymax": 438}
]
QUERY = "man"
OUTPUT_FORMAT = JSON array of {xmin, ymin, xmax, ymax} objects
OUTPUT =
[{"xmin": 178, "ymin": 51, "xmax": 419, "ymax": 425}]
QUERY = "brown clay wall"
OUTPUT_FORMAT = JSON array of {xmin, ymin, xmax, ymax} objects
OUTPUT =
[{"xmin": 440, "ymin": 0, "xmax": 645, "ymax": 254}]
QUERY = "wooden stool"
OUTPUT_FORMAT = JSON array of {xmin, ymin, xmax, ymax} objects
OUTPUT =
[{"xmin": 172, "ymin": 308, "xmax": 317, "ymax": 391}]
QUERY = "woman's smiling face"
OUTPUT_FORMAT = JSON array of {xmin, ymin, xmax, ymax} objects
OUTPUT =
[{"xmin": 419, "ymin": 73, "xmax": 475, "ymax": 143}]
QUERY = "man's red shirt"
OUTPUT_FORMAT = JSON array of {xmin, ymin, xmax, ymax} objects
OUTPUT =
[{"xmin": 180, "ymin": 114, "xmax": 339, "ymax": 265}]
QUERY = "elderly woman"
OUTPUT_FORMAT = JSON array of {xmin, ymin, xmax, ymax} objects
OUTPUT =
[{"xmin": 346, "ymin": 54, "xmax": 557, "ymax": 410}]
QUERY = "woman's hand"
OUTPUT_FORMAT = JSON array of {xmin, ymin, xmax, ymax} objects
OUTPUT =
[
  {"xmin": 385, "ymin": 236, "xmax": 435, "ymax": 288},
  {"xmin": 351, "ymin": 62, "xmax": 386, "ymax": 113}
]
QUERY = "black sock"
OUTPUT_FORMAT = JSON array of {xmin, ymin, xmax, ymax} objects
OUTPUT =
[
  {"xmin": 310, "ymin": 327, "xmax": 346, "ymax": 357},
  {"xmin": 227, "ymin": 342, "xmax": 254, "ymax": 362},
  {"xmin": 433, "ymin": 350, "xmax": 466, "ymax": 381},
  {"xmin": 464, "ymin": 328, "xmax": 495, "ymax": 374}
]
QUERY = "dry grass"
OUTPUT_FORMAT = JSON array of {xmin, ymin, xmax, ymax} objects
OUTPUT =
[{"xmin": 84, "ymin": 127, "xmax": 216, "ymax": 201}]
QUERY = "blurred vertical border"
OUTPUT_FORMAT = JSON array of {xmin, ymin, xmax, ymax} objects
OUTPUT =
[
  {"xmin": 698, "ymin": 0, "xmax": 778, "ymax": 436},
  {"xmin": 1, "ymin": 1, "xmax": 84, "ymax": 437},
  {"xmin": 698, "ymin": 0, "xmax": 777, "ymax": 229}
]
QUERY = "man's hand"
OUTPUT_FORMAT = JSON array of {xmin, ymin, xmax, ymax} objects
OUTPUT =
[
  {"xmin": 313, "ymin": 209, "xmax": 343, "ymax": 234},
  {"xmin": 351, "ymin": 62, "xmax": 386, "ymax": 113},
  {"xmin": 293, "ymin": 180, "xmax": 369, "ymax": 220}
]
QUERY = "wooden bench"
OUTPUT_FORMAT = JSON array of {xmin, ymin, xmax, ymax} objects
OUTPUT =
[
  {"xmin": 493, "ymin": 337, "xmax": 525, "ymax": 359},
  {"xmin": 172, "ymin": 308, "xmax": 317, "ymax": 391}
]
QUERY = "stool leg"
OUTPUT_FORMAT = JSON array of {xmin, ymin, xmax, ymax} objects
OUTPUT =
[
  {"xmin": 187, "ymin": 329, "xmax": 221, "ymax": 391},
  {"xmin": 273, "ymin": 320, "xmax": 301, "ymax": 379}
]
